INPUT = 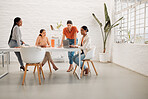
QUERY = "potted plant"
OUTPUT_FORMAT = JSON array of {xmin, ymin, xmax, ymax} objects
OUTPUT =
[
  {"xmin": 56, "ymin": 21, "xmax": 63, "ymax": 30},
  {"xmin": 92, "ymin": 3, "xmax": 123, "ymax": 62}
]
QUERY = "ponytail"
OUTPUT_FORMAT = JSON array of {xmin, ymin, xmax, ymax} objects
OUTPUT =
[
  {"xmin": 39, "ymin": 29, "xmax": 45, "ymax": 37},
  {"xmin": 8, "ymin": 17, "xmax": 21, "ymax": 44},
  {"xmin": 81, "ymin": 26, "xmax": 89, "ymax": 32}
]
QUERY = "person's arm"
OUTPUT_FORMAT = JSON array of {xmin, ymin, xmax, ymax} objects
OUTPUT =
[
  {"xmin": 47, "ymin": 37, "xmax": 51, "ymax": 47},
  {"xmin": 74, "ymin": 26, "xmax": 78, "ymax": 45},
  {"xmin": 74, "ymin": 33, "xmax": 77, "ymax": 45},
  {"xmin": 59, "ymin": 34, "xmax": 65, "ymax": 47},
  {"xmin": 35, "ymin": 36, "xmax": 40, "ymax": 46},
  {"xmin": 14, "ymin": 27, "xmax": 21, "ymax": 47},
  {"xmin": 20, "ymin": 40, "xmax": 25, "ymax": 44},
  {"xmin": 70, "ymin": 37, "xmax": 80, "ymax": 48},
  {"xmin": 70, "ymin": 37, "xmax": 90, "ymax": 50},
  {"xmin": 79, "ymin": 37, "xmax": 90, "ymax": 50}
]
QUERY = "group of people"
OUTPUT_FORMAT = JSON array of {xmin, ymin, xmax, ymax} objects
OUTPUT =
[{"xmin": 8, "ymin": 17, "xmax": 91, "ymax": 75}]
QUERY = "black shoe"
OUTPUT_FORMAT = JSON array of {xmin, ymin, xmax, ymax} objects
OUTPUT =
[{"xmin": 20, "ymin": 66, "xmax": 28, "ymax": 71}]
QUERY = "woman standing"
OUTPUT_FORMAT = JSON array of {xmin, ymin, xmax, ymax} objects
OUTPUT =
[
  {"xmin": 59, "ymin": 20, "xmax": 78, "ymax": 72},
  {"xmin": 70, "ymin": 26, "xmax": 91, "ymax": 75},
  {"xmin": 8, "ymin": 17, "xmax": 27, "ymax": 71},
  {"xmin": 36, "ymin": 29, "xmax": 58, "ymax": 71}
]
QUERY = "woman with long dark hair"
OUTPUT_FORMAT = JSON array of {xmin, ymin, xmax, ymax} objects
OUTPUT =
[
  {"xmin": 35, "ymin": 29, "xmax": 58, "ymax": 71},
  {"xmin": 70, "ymin": 26, "xmax": 91, "ymax": 75},
  {"xmin": 8, "ymin": 17, "xmax": 27, "ymax": 71}
]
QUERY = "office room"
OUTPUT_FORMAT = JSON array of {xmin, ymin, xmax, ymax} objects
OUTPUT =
[{"xmin": 0, "ymin": 0, "xmax": 148, "ymax": 99}]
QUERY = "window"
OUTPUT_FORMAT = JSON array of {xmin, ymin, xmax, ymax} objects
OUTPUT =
[
  {"xmin": 114, "ymin": 0, "xmax": 148, "ymax": 44},
  {"xmin": 145, "ymin": 2, "xmax": 148, "ymax": 41}
]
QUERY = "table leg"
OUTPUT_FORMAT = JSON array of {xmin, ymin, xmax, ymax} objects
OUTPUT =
[
  {"xmin": 0, "ymin": 51, "xmax": 9, "ymax": 79},
  {"xmin": 8, "ymin": 52, "xmax": 10, "ymax": 64},
  {"xmin": 2, "ymin": 53, "xmax": 4, "ymax": 67},
  {"xmin": 7, "ymin": 52, "xmax": 9, "ymax": 72},
  {"xmin": 75, "ymin": 50, "xmax": 81, "ymax": 79}
]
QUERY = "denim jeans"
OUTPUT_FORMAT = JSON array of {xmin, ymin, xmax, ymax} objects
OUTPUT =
[
  {"xmin": 8, "ymin": 40, "xmax": 24, "ymax": 67},
  {"xmin": 67, "ymin": 38, "xmax": 78, "ymax": 64},
  {"xmin": 72, "ymin": 54, "xmax": 87, "ymax": 70}
]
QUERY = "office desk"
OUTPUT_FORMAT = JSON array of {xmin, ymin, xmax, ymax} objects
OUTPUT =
[{"xmin": 0, "ymin": 47, "xmax": 81, "ymax": 79}]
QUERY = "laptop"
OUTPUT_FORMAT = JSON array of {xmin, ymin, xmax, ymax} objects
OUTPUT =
[{"xmin": 63, "ymin": 40, "xmax": 70, "ymax": 48}]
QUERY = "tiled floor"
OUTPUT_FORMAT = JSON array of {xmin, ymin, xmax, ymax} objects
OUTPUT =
[{"xmin": 0, "ymin": 62, "xmax": 148, "ymax": 99}]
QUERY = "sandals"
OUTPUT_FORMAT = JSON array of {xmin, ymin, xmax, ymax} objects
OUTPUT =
[{"xmin": 67, "ymin": 67, "xmax": 73, "ymax": 72}]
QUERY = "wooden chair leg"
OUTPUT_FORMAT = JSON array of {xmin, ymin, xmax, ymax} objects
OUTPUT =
[
  {"xmin": 87, "ymin": 61, "xmax": 91, "ymax": 73},
  {"xmin": 73, "ymin": 65, "xmax": 77, "ymax": 74},
  {"xmin": 40, "ymin": 64, "xmax": 45, "ymax": 79},
  {"xmin": 80, "ymin": 61, "xmax": 85, "ymax": 78},
  {"xmin": 48, "ymin": 60, "xmax": 52, "ymax": 73},
  {"xmin": 22, "ymin": 64, "xmax": 28, "ymax": 85},
  {"xmin": 90, "ymin": 61, "xmax": 98, "ymax": 75},
  {"xmin": 37, "ymin": 64, "xmax": 41, "ymax": 85},
  {"xmin": 33, "ymin": 66, "xmax": 36, "ymax": 73}
]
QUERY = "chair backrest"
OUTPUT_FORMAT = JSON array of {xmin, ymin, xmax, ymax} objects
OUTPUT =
[
  {"xmin": 84, "ymin": 46, "xmax": 96, "ymax": 60},
  {"xmin": 20, "ymin": 46, "xmax": 45, "ymax": 64}
]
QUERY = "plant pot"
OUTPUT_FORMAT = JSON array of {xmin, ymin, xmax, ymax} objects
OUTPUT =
[{"xmin": 99, "ymin": 53, "xmax": 108, "ymax": 62}]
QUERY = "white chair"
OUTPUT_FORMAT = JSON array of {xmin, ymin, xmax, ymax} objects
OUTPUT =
[
  {"xmin": 73, "ymin": 46, "xmax": 98, "ymax": 78},
  {"xmin": 20, "ymin": 46, "xmax": 45, "ymax": 85}
]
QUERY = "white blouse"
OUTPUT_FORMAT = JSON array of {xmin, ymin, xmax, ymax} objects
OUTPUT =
[{"xmin": 78, "ymin": 35, "xmax": 91, "ymax": 55}]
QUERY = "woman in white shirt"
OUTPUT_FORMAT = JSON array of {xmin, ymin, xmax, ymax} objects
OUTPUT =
[{"xmin": 70, "ymin": 26, "xmax": 91, "ymax": 75}]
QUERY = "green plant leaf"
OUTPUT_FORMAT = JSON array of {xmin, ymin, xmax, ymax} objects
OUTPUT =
[
  {"xmin": 128, "ymin": 30, "xmax": 130, "ymax": 39},
  {"xmin": 112, "ymin": 17, "xmax": 123, "ymax": 27},
  {"xmin": 112, "ymin": 23, "xmax": 119, "ymax": 28},
  {"xmin": 92, "ymin": 13, "xmax": 102, "ymax": 27},
  {"xmin": 92, "ymin": 13, "xmax": 105, "ymax": 44},
  {"xmin": 104, "ymin": 20, "xmax": 111, "ymax": 33},
  {"xmin": 104, "ymin": 3, "xmax": 110, "ymax": 22},
  {"xmin": 104, "ymin": 3, "xmax": 111, "ymax": 37},
  {"xmin": 92, "ymin": 3, "xmax": 123, "ymax": 53}
]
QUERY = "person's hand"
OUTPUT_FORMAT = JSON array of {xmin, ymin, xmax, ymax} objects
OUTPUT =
[
  {"xmin": 58, "ymin": 45, "xmax": 63, "ymax": 48},
  {"xmin": 46, "ymin": 45, "xmax": 51, "ymax": 47},
  {"xmin": 40, "ymin": 45, "xmax": 47, "ymax": 48},
  {"xmin": 70, "ymin": 45, "xmax": 77, "ymax": 48},
  {"xmin": 15, "ymin": 47, "xmax": 20, "ymax": 48}
]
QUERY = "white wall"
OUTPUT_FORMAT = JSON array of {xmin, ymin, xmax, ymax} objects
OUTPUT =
[
  {"xmin": 0, "ymin": 0, "xmax": 114, "ymax": 61},
  {"xmin": 112, "ymin": 43, "xmax": 148, "ymax": 76}
]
